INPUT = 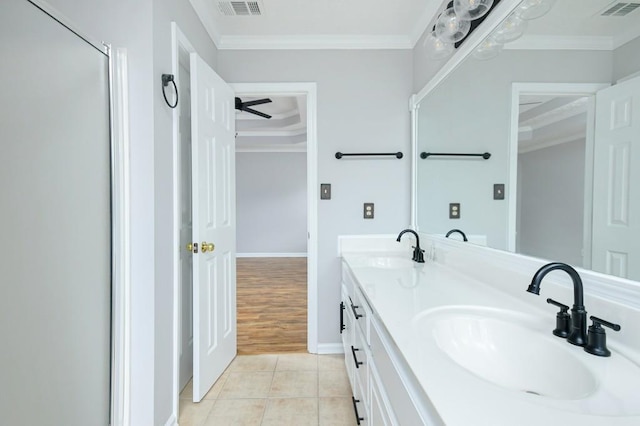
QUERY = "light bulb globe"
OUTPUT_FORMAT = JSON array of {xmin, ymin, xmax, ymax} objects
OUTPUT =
[
  {"xmin": 473, "ymin": 35, "xmax": 504, "ymax": 60},
  {"xmin": 492, "ymin": 14, "xmax": 528, "ymax": 43},
  {"xmin": 515, "ymin": 0, "xmax": 556, "ymax": 20},
  {"xmin": 435, "ymin": 8, "xmax": 471, "ymax": 43},
  {"xmin": 453, "ymin": 0, "xmax": 494, "ymax": 21},
  {"xmin": 423, "ymin": 31, "xmax": 455, "ymax": 60}
]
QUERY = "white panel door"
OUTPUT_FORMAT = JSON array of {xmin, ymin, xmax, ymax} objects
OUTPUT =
[
  {"xmin": 190, "ymin": 52, "xmax": 237, "ymax": 402},
  {"xmin": 592, "ymin": 77, "xmax": 640, "ymax": 280}
]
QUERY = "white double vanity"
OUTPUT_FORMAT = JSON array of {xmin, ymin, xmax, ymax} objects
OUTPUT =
[{"xmin": 339, "ymin": 235, "xmax": 640, "ymax": 425}]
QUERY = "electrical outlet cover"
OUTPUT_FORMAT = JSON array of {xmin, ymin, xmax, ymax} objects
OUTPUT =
[{"xmin": 364, "ymin": 203, "xmax": 374, "ymax": 219}]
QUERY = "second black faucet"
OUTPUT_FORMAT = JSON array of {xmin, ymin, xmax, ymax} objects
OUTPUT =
[{"xmin": 396, "ymin": 229, "xmax": 425, "ymax": 263}]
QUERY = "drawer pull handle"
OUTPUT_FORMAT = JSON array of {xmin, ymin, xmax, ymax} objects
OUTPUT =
[
  {"xmin": 352, "ymin": 396, "xmax": 365, "ymax": 425},
  {"xmin": 351, "ymin": 302, "xmax": 363, "ymax": 319},
  {"xmin": 340, "ymin": 302, "xmax": 346, "ymax": 334},
  {"xmin": 351, "ymin": 345, "xmax": 363, "ymax": 369}
]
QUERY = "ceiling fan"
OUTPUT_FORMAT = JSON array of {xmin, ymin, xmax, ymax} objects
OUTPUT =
[{"xmin": 235, "ymin": 97, "xmax": 272, "ymax": 119}]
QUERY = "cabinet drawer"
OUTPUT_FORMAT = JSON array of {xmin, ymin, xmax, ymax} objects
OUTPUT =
[
  {"xmin": 353, "ymin": 285, "xmax": 371, "ymax": 344},
  {"xmin": 341, "ymin": 288, "xmax": 356, "ymax": 389},
  {"xmin": 352, "ymin": 369, "xmax": 369, "ymax": 426},
  {"xmin": 352, "ymin": 325, "xmax": 369, "ymax": 407}
]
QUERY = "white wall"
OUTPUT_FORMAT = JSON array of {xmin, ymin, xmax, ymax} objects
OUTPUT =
[
  {"xmin": 416, "ymin": 49, "xmax": 613, "ymax": 250},
  {"xmin": 44, "ymin": 0, "xmax": 156, "ymax": 423},
  {"xmin": 517, "ymin": 139, "xmax": 585, "ymax": 265},
  {"xmin": 217, "ymin": 49, "xmax": 413, "ymax": 345},
  {"xmin": 613, "ymin": 36, "xmax": 640, "ymax": 82},
  {"xmin": 236, "ymin": 152, "xmax": 307, "ymax": 255}
]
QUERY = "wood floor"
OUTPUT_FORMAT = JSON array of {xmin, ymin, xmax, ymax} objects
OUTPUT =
[{"xmin": 236, "ymin": 257, "xmax": 307, "ymax": 355}]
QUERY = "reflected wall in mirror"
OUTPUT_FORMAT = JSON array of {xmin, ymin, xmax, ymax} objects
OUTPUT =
[{"xmin": 415, "ymin": 0, "xmax": 640, "ymax": 280}]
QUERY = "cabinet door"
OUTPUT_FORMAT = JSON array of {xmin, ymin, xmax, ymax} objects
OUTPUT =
[{"xmin": 370, "ymin": 365, "xmax": 396, "ymax": 426}]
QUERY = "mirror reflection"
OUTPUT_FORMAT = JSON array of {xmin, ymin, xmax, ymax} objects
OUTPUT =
[{"xmin": 416, "ymin": 0, "xmax": 640, "ymax": 280}]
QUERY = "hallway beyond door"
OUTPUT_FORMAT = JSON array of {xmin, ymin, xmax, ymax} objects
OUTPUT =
[{"xmin": 237, "ymin": 257, "xmax": 307, "ymax": 354}]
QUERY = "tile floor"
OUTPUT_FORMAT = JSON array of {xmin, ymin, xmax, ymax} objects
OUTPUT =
[{"xmin": 179, "ymin": 353, "xmax": 357, "ymax": 426}]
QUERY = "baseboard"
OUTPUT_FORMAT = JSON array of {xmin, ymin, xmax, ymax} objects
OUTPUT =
[
  {"xmin": 163, "ymin": 414, "xmax": 177, "ymax": 426},
  {"xmin": 237, "ymin": 252, "xmax": 308, "ymax": 258},
  {"xmin": 316, "ymin": 343, "xmax": 344, "ymax": 354}
]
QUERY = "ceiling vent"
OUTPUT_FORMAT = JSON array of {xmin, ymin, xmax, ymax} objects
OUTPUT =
[
  {"xmin": 600, "ymin": 2, "xmax": 640, "ymax": 16},
  {"xmin": 217, "ymin": 1, "xmax": 263, "ymax": 16}
]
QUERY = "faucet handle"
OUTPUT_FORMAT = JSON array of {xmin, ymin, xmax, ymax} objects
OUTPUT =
[
  {"xmin": 412, "ymin": 246, "xmax": 425, "ymax": 263},
  {"xmin": 546, "ymin": 298, "xmax": 570, "ymax": 338},
  {"xmin": 584, "ymin": 316, "xmax": 621, "ymax": 357}
]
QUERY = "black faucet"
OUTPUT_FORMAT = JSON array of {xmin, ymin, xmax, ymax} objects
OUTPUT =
[
  {"xmin": 527, "ymin": 263, "xmax": 587, "ymax": 346},
  {"xmin": 445, "ymin": 229, "xmax": 468, "ymax": 242},
  {"xmin": 396, "ymin": 229, "xmax": 425, "ymax": 263}
]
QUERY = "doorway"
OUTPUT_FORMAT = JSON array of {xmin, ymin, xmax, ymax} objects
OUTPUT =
[
  {"xmin": 508, "ymin": 83, "xmax": 609, "ymax": 262},
  {"xmin": 171, "ymin": 23, "xmax": 318, "ymax": 416},
  {"xmin": 234, "ymin": 94, "xmax": 309, "ymax": 353}
]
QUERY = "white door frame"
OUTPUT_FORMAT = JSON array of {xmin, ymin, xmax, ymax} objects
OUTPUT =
[
  {"xmin": 508, "ymin": 82, "xmax": 609, "ymax": 255},
  {"xmin": 170, "ymin": 22, "xmax": 197, "ymax": 425},
  {"xmin": 230, "ymin": 82, "xmax": 319, "ymax": 356}
]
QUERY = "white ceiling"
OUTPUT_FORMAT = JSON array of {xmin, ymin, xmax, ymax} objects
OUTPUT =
[
  {"xmin": 189, "ymin": 0, "xmax": 444, "ymax": 49},
  {"xmin": 518, "ymin": 95, "xmax": 589, "ymax": 153},
  {"xmin": 508, "ymin": 0, "xmax": 640, "ymax": 49},
  {"xmin": 235, "ymin": 95, "xmax": 308, "ymax": 151},
  {"xmin": 190, "ymin": 0, "xmax": 640, "ymax": 50}
]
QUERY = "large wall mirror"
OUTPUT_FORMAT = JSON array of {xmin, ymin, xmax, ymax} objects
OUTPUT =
[{"xmin": 415, "ymin": 0, "xmax": 640, "ymax": 280}]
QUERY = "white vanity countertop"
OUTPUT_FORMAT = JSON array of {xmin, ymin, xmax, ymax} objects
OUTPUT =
[{"xmin": 342, "ymin": 251, "xmax": 640, "ymax": 426}]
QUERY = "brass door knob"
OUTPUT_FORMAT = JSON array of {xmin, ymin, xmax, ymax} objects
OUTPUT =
[
  {"xmin": 186, "ymin": 242, "xmax": 198, "ymax": 253},
  {"xmin": 201, "ymin": 242, "xmax": 215, "ymax": 253}
]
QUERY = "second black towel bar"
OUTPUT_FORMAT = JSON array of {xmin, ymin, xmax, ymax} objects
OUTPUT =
[
  {"xmin": 420, "ymin": 152, "xmax": 491, "ymax": 160},
  {"xmin": 336, "ymin": 152, "xmax": 403, "ymax": 159}
]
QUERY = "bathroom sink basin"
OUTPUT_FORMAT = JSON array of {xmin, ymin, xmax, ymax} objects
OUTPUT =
[{"xmin": 414, "ymin": 307, "xmax": 597, "ymax": 399}]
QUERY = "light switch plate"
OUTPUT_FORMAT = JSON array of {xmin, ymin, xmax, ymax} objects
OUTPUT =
[
  {"xmin": 494, "ymin": 184, "xmax": 505, "ymax": 200},
  {"xmin": 449, "ymin": 203, "xmax": 460, "ymax": 219},
  {"xmin": 320, "ymin": 183, "xmax": 331, "ymax": 200},
  {"xmin": 364, "ymin": 203, "xmax": 374, "ymax": 219}
]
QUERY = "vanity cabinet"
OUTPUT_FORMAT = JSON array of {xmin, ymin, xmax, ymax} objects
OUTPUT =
[{"xmin": 340, "ymin": 262, "xmax": 429, "ymax": 425}]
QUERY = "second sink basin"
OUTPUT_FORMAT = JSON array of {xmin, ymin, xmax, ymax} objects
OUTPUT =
[{"xmin": 414, "ymin": 306, "xmax": 597, "ymax": 400}]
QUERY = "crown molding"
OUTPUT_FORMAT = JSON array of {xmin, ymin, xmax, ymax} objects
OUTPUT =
[
  {"xmin": 613, "ymin": 24, "xmax": 640, "ymax": 50},
  {"xmin": 518, "ymin": 132, "xmax": 585, "ymax": 154},
  {"xmin": 409, "ymin": 0, "xmax": 444, "ymax": 47},
  {"xmin": 216, "ymin": 34, "xmax": 413, "ymax": 50},
  {"xmin": 504, "ymin": 34, "xmax": 615, "ymax": 51},
  {"xmin": 519, "ymin": 97, "xmax": 589, "ymax": 130}
]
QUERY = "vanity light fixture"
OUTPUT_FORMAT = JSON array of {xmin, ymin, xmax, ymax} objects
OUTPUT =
[
  {"xmin": 454, "ymin": 0, "xmax": 494, "ymax": 20},
  {"xmin": 424, "ymin": 30, "xmax": 456, "ymax": 60},
  {"xmin": 472, "ymin": 34, "xmax": 504, "ymax": 60},
  {"xmin": 492, "ymin": 13, "xmax": 528, "ymax": 43},
  {"xmin": 472, "ymin": 0, "xmax": 556, "ymax": 60},
  {"xmin": 515, "ymin": 0, "xmax": 556, "ymax": 20},
  {"xmin": 435, "ymin": 7, "xmax": 472, "ymax": 43},
  {"xmin": 425, "ymin": 0, "xmax": 502, "ymax": 60}
]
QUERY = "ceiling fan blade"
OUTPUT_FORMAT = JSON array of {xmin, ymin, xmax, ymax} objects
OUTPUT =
[
  {"xmin": 242, "ymin": 107, "xmax": 272, "ymax": 119},
  {"xmin": 242, "ymin": 98, "xmax": 272, "ymax": 107}
]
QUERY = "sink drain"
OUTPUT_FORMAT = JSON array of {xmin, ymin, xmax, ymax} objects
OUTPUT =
[{"xmin": 523, "ymin": 390, "xmax": 542, "ymax": 396}]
